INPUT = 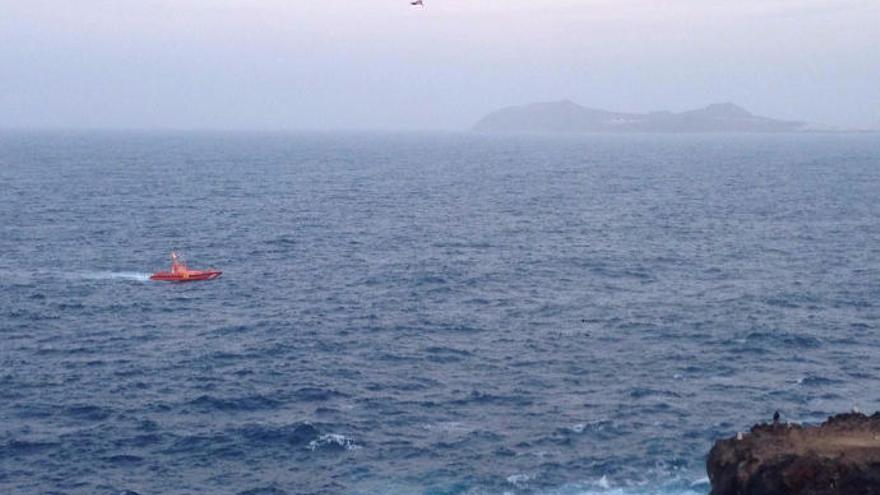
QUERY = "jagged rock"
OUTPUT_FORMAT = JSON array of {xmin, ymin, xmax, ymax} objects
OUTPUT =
[{"xmin": 708, "ymin": 413, "xmax": 880, "ymax": 495}]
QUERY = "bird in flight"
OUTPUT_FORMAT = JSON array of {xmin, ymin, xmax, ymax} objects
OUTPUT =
[{"xmin": 410, "ymin": 0, "xmax": 424, "ymax": 6}]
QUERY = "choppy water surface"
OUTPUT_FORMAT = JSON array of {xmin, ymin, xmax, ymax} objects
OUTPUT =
[{"xmin": 1, "ymin": 131, "xmax": 879, "ymax": 495}]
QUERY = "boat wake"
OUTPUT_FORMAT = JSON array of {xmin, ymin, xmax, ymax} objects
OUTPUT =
[
  {"xmin": 75, "ymin": 271, "xmax": 152, "ymax": 282},
  {"xmin": 0, "ymin": 269, "xmax": 150, "ymax": 284}
]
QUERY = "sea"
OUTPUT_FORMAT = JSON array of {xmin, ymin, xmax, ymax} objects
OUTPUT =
[{"xmin": 1, "ymin": 131, "xmax": 879, "ymax": 495}]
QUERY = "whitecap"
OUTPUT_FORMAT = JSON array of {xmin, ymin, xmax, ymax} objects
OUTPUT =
[
  {"xmin": 689, "ymin": 476, "xmax": 710, "ymax": 488},
  {"xmin": 307, "ymin": 433, "xmax": 360, "ymax": 452},
  {"xmin": 506, "ymin": 473, "xmax": 534, "ymax": 488},
  {"xmin": 570, "ymin": 419, "xmax": 609, "ymax": 433}
]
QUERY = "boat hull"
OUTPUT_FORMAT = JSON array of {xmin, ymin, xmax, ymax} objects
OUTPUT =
[{"xmin": 149, "ymin": 270, "xmax": 222, "ymax": 282}]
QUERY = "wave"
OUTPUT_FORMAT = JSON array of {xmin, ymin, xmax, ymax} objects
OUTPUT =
[
  {"xmin": 236, "ymin": 488, "xmax": 288, "ymax": 495},
  {"xmin": 238, "ymin": 423, "xmax": 321, "ymax": 446},
  {"xmin": 188, "ymin": 394, "xmax": 282, "ymax": 412},
  {"xmin": 63, "ymin": 404, "xmax": 113, "ymax": 421},
  {"xmin": 0, "ymin": 439, "xmax": 60, "ymax": 456}
]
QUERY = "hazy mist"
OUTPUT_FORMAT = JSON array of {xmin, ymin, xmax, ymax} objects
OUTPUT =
[{"xmin": 1, "ymin": 0, "xmax": 878, "ymax": 130}]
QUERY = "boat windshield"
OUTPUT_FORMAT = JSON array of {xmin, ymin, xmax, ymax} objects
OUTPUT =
[{"xmin": 171, "ymin": 252, "xmax": 187, "ymax": 272}]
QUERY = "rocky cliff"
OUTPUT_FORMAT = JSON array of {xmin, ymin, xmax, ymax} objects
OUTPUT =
[{"xmin": 708, "ymin": 413, "xmax": 880, "ymax": 495}]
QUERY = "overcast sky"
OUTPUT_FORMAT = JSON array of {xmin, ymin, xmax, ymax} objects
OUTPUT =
[{"xmin": 1, "ymin": 0, "xmax": 878, "ymax": 130}]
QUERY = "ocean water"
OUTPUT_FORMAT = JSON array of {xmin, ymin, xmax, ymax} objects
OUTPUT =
[{"xmin": 1, "ymin": 131, "xmax": 879, "ymax": 495}]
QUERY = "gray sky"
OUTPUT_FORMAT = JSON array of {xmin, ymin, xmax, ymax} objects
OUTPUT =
[{"xmin": 1, "ymin": 0, "xmax": 878, "ymax": 130}]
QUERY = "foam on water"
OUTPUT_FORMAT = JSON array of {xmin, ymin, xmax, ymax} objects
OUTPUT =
[
  {"xmin": 524, "ymin": 476, "xmax": 709, "ymax": 495},
  {"xmin": 549, "ymin": 488, "xmax": 706, "ymax": 495}
]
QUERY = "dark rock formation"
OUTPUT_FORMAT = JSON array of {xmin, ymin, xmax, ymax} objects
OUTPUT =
[
  {"xmin": 473, "ymin": 100, "xmax": 807, "ymax": 133},
  {"xmin": 708, "ymin": 413, "xmax": 880, "ymax": 495}
]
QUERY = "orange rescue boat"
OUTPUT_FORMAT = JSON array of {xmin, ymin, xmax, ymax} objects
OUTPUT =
[{"xmin": 150, "ymin": 252, "xmax": 222, "ymax": 282}]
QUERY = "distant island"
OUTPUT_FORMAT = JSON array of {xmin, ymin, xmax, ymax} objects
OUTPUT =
[{"xmin": 473, "ymin": 100, "xmax": 820, "ymax": 133}]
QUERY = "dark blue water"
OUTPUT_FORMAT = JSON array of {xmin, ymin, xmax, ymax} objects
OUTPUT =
[{"xmin": 1, "ymin": 131, "xmax": 879, "ymax": 495}]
